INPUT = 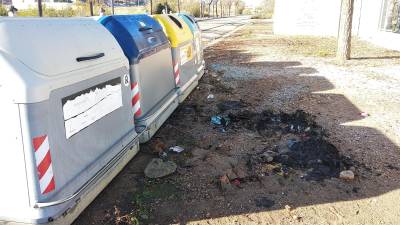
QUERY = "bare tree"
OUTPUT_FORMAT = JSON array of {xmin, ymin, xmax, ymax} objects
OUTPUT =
[
  {"xmin": 206, "ymin": 0, "xmax": 213, "ymax": 16},
  {"xmin": 214, "ymin": 0, "xmax": 218, "ymax": 17},
  {"xmin": 336, "ymin": 0, "xmax": 354, "ymax": 63},
  {"xmin": 227, "ymin": 0, "xmax": 233, "ymax": 16}
]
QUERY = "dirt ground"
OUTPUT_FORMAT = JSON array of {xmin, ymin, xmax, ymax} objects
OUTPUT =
[{"xmin": 74, "ymin": 20, "xmax": 400, "ymax": 225}]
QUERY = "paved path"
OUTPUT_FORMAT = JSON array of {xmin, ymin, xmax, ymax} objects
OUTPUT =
[{"xmin": 197, "ymin": 16, "xmax": 252, "ymax": 47}]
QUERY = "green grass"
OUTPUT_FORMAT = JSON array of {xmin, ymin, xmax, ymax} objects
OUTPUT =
[
  {"xmin": 133, "ymin": 182, "xmax": 179, "ymax": 223},
  {"xmin": 0, "ymin": 5, "xmax": 7, "ymax": 16},
  {"xmin": 251, "ymin": 12, "xmax": 273, "ymax": 19}
]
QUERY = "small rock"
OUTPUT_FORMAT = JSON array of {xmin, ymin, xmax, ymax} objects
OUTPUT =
[
  {"xmin": 254, "ymin": 197, "xmax": 275, "ymax": 208},
  {"xmin": 262, "ymin": 151, "xmax": 275, "ymax": 163},
  {"xmin": 292, "ymin": 215, "xmax": 301, "ymax": 221},
  {"xmin": 144, "ymin": 158, "xmax": 177, "ymax": 178},
  {"xmin": 140, "ymin": 214, "xmax": 149, "ymax": 220},
  {"xmin": 340, "ymin": 170, "xmax": 355, "ymax": 180},
  {"xmin": 278, "ymin": 146, "xmax": 290, "ymax": 154},
  {"xmin": 233, "ymin": 166, "xmax": 248, "ymax": 179}
]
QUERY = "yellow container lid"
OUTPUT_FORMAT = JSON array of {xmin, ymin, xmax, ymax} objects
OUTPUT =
[{"xmin": 152, "ymin": 14, "xmax": 193, "ymax": 48}]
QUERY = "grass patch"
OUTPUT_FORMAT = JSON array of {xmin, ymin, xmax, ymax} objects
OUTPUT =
[
  {"xmin": 0, "ymin": 5, "xmax": 7, "ymax": 16},
  {"xmin": 251, "ymin": 12, "xmax": 273, "ymax": 19},
  {"xmin": 133, "ymin": 182, "xmax": 179, "ymax": 223}
]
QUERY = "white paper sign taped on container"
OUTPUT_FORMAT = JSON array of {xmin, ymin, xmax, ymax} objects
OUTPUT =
[
  {"xmin": 180, "ymin": 43, "xmax": 193, "ymax": 66},
  {"xmin": 63, "ymin": 78, "xmax": 123, "ymax": 139}
]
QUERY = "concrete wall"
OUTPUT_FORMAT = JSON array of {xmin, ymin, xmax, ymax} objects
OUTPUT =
[
  {"xmin": 273, "ymin": 0, "xmax": 400, "ymax": 51},
  {"xmin": 273, "ymin": 0, "xmax": 341, "ymax": 36}
]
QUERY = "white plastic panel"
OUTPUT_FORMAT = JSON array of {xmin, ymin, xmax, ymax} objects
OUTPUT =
[{"xmin": 0, "ymin": 18, "xmax": 123, "ymax": 77}]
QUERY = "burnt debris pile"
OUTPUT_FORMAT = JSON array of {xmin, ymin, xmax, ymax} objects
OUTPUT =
[{"xmin": 230, "ymin": 109, "xmax": 355, "ymax": 181}]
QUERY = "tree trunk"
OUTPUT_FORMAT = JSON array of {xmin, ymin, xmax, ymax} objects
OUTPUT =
[
  {"xmin": 89, "ymin": 1, "xmax": 94, "ymax": 16},
  {"xmin": 336, "ymin": 0, "xmax": 354, "ymax": 64},
  {"xmin": 215, "ymin": 1, "xmax": 218, "ymax": 17},
  {"xmin": 220, "ymin": 1, "xmax": 222, "ymax": 17},
  {"xmin": 150, "ymin": 0, "xmax": 153, "ymax": 14},
  {"xmin": 177, "ymin": 0, "xmax": 180, "ymax": 13},
  {"xmin": 38, "ymin": 0, "xmax": 43, "ymax": 17}
]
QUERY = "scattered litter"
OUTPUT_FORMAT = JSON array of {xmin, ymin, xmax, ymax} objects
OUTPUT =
[
  {"xmin": 339, "ymin": 170, "xmax": 355, "ymax": 180},
  {"xmin": 231, "ymin": 179, "xmax": 241, "ymax": 186},
  {"xmin": 255, "ymin": 197, "xmax": 275, "ymax": 208},
  {"xmin": 150, "ymin": 139, "xmax": 167, "ymax": 155},
  {"xmin": 211, "ymin": 115, "xmax": 231, "ymax": 127},
  {"xmin": 144, "ymin": 158, "xmax": 177, "ymax": 179},
  {"xmin": 169, "ymin": 146, "xmax": 185, "ymax": 153},
  {"xmin": 287, "ymin": 139, "xmax": 299, "ymax": 149},
  {"xmin": 159, "ymin": 151, "xmax": 168, "ymax": 159},
  {"xmin": 207, "ymin": 94, "xmax": 215, "ymax": 100},
  {"xmin": 359, "ymin": 112, "xmax": 370, "ymax": 117},
  {"xmin": 285, "ymin": 205, "xmax": 292, "ymax": 211},
  {"xmin": 219, "ymin": 175, "xmax": 233, "ymax": 191},
  {"xmin": 217, "ymin": 100, "xmax": 243, "ymax": 111}
]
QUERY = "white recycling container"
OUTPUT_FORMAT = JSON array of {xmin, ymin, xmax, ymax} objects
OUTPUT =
[{"xmin": 0, "ymin": 18, "xmax": 139, "ymax": 225}]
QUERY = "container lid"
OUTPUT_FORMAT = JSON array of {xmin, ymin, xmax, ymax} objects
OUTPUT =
[
  {"xmin": 99, "ymin": 15, "xmax": 169, "ymax": 63},
  {"xmin": 0, "ymin": 18, "xmax": 124, "ymax": 77},
  {"xmin": 177, "ymin": 13, "xmax": 200, "ymax": 34},
  {"xmin": 152, "ymin": 14, "xmax": 193, "ymax": 48}
]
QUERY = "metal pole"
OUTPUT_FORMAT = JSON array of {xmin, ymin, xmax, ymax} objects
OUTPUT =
[
  {"xmin": 38, "ymin": 0, "xmax": 43, "ymax": 17},
  {"xmin": 177, "ymin": 0, "xmax": 180, "ymax": 13},
  {"xmin": 111, "ymin": 0, "xmax": 115, "ymax": 15}
]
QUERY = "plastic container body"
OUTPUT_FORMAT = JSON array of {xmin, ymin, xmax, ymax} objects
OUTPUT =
[
  {"xmin": 99, "ymin": 15, "xmax": 179, "ymax": 143},
  {"xmin": 152, "ymin": 14, "xmax": 198, "ymax": 102},
  {"xmin": 178, "ymin": 13, "xmax": 205, "ymax": 81},
  {"xmin": 0, "ymin": 18, "xmax": 139, "ymax": 225}
]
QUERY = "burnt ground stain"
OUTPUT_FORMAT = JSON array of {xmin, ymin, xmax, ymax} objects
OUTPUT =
[{"xmin": 229, "ymin": 109, "xmax": 357, "ymax": 181}]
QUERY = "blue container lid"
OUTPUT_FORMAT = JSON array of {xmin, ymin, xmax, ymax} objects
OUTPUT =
[
  {"xmin": 177, "ymin": 13, "xmax": 199, "ymax": 34},
  {"xmin": 99, "ymin": 14, "xmax": 169, "ymax": 63}
]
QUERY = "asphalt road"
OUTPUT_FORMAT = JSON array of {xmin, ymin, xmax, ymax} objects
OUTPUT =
[{"xmin": 197, "ymin": 16, "xmax": 252, "ymax": 47}]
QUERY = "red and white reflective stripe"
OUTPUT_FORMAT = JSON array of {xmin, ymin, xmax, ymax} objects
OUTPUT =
[
  {"xmin": 174, "ymin": 62, "xmax": 180, "ymax": 85},
  {"xmin": 32, "ymin": 135, "xmax": 55, "ymax": 195},
  {"xmin": 131, "ymin": 82, "xmax": 142, "ymax": 118}
]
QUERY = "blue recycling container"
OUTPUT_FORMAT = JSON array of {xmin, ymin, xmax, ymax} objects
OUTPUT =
[
  {"xmin": 99, "ymin": 15, "xmax": 179, "ymax": 143},
  {"xmin": 177, "ymin": 13, "xmax": 205, "ymax": 80}
]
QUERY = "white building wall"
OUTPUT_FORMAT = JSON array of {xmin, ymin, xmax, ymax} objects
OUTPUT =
[
  {"xmin": 273, "ymin": 0, "xmax": 400, "ymax": 51},
  {"xmin": 273, "ymin": 0, "xmax": 341, "ymax": 36}
]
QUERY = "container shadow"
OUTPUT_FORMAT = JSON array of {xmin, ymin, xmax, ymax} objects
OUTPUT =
[{"xmin": 73, "ymin": 43, "xmax": 400, "ymax": 225}]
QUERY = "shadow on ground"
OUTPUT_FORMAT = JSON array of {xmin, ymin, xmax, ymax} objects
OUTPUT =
[{"xmin": 73, "ymin": 24, "xmax": 400, "ymax": 225}]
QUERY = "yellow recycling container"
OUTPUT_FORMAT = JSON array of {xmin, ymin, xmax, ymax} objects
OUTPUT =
[{"xmin": 153, "ymin": 14, "xmax": 198, "ymax": 103}]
